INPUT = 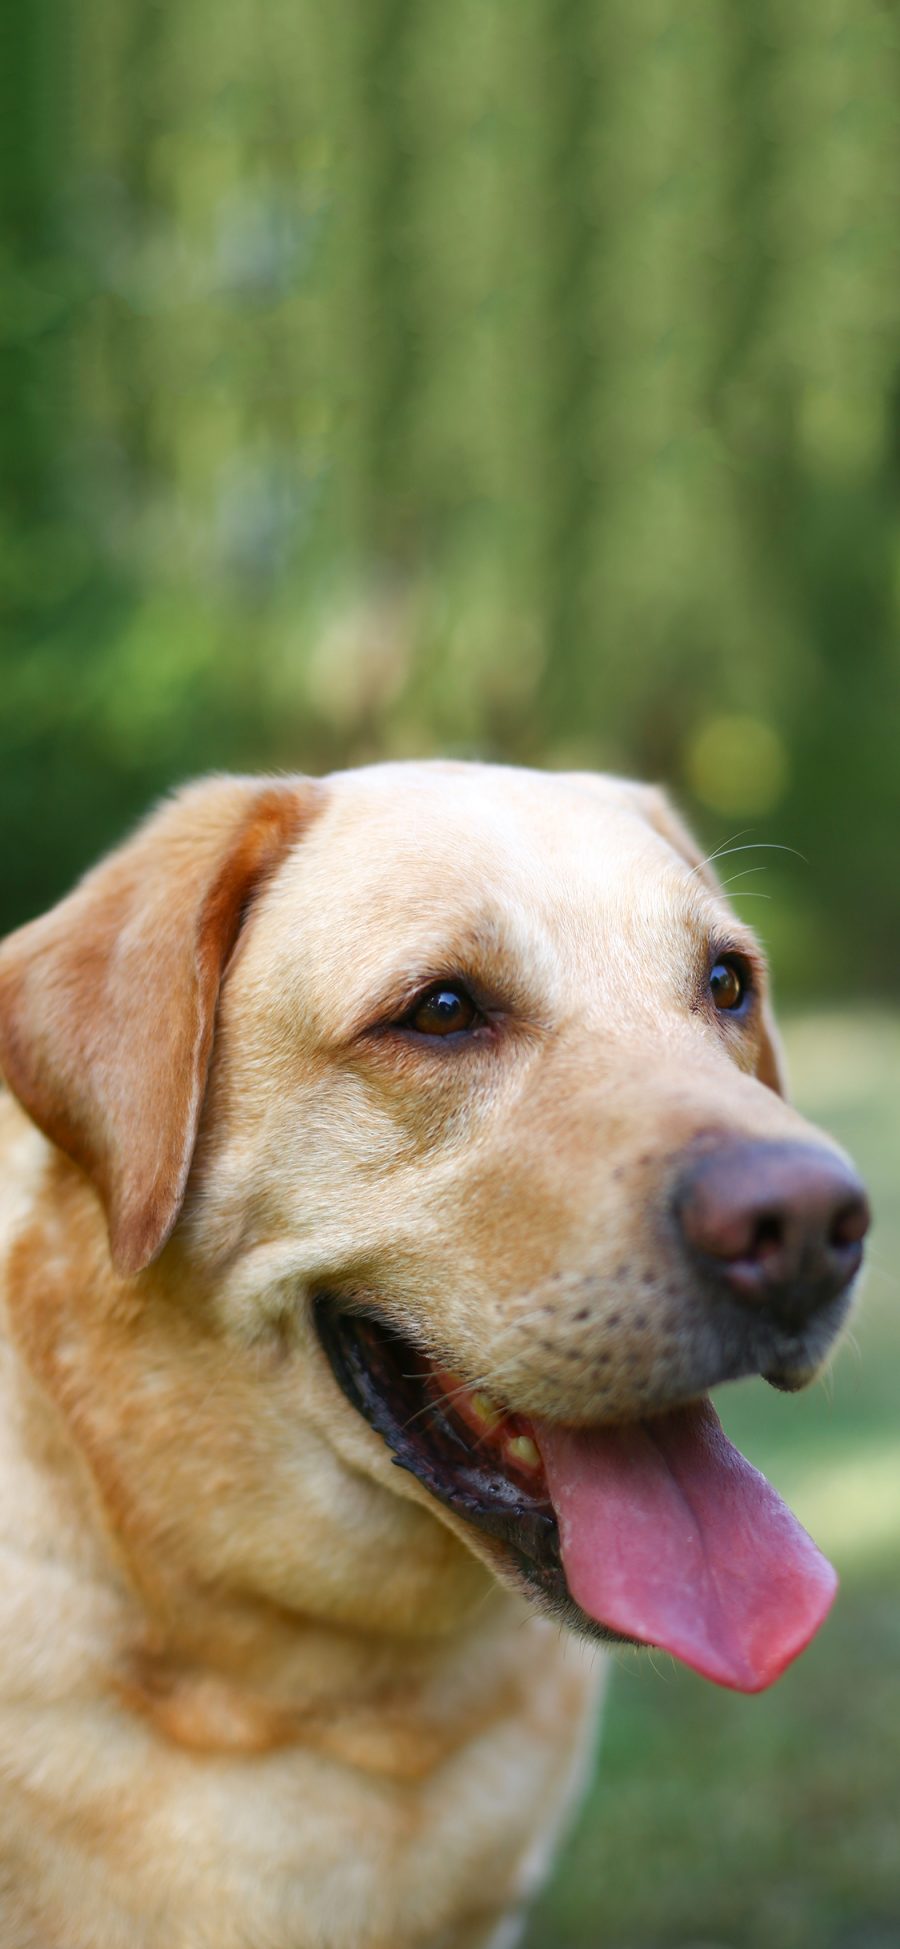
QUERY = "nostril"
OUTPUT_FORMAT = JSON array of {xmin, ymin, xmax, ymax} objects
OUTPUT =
[
  {"xmin": 829, "ymin": 1196, "xmax": 870, "ymax": 1251},
  {"xmin": 676, "ymin": 1141, "xmax": 870, "ymax": 1321},
  {"xmin": 749, "ymin": 1211, "xmax": 786, "ymax": 1267}
]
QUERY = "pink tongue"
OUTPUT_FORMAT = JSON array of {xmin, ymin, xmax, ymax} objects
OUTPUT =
[{"xmin": 535, "ymin": 1399, "xmax": 837, "ymax": 1693}]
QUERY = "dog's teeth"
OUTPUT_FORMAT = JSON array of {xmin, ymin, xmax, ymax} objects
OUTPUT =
[
  {"xmin": 506, "ymin": 1434, "xmax": 541, "ymax": 1471},
  {"xmin": 470, "ymin": 1391, "xmax": 503, "ymax": 1430}
]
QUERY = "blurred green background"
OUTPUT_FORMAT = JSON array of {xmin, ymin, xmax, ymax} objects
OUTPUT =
[
  {"xmin": 3, "ymin": 0, "xmax": 900, "ymax": 992},
  {"xmin": 2, "ymin": 3, "xmax": 899, "ymax": 1945}
]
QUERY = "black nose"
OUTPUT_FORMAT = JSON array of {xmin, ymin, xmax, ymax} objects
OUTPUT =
[{"xmin": 676, "ymin": 1140, "xmax": 870, "ymax": 1327}]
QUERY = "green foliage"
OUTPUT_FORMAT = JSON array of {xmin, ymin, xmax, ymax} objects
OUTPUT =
[{"xmin": 2, "ymin": 0, "xmax": 899, "ymax": 991}]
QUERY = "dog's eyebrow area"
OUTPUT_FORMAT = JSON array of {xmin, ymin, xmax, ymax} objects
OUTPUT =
[
  {"xmin": 262, "ymin": 774, "xmax": 770, "ymax": 1054},
  {"xmin": 306, "ymin": 888, "xmax": 761, "ymax": 1058},
  {"xmin": 329, "ymin": 912, "xmax": 560, "ymax": 1047}
]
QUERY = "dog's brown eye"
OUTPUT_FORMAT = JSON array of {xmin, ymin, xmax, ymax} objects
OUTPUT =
[
  {"xmin": 407, "ymin": 985, "xmax": 479, "ymax": 1037},
  {"xmin": 709, "ymin": 958, "xmax": 748, "ymax": 1011}
]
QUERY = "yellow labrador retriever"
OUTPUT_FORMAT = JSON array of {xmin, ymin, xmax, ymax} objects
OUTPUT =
[{"xmin": 0, "ymin": 764, "xmax": 868, "ymax": 1949}]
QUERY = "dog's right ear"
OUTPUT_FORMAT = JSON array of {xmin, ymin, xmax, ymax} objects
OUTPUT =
[{"xmin": 0, "ymin": 775, "xmax": 318, "ymax": 1277}]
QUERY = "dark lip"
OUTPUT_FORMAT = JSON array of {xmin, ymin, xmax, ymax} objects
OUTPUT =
[{"xmin": 312, "ymin": 1296, "xmax": 626, "ymax": 1639}]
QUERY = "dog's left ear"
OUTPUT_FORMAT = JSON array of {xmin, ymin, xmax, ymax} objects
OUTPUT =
[
  {"xmin": 0, "ymin": 775, "xmax": 318, "ymax": 1276},
  {"xmin": 636, "ymin": 784, "xmax": 788, "ymax": 1099}
]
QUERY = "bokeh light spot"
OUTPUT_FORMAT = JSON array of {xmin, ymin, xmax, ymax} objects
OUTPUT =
[{"xmin": 684, "ymin": 714, "xmax": 789, "ymax": 816}]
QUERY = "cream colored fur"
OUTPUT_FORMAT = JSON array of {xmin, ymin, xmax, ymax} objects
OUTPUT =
[{"xmin": 0, "ymin": 762, "xmax": 851, "ymax": 1948}]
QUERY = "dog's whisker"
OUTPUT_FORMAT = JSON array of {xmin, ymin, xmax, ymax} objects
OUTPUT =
[
  {"xmin": 715, "ymin": 865, "xmax": 769, "ymax": 891},
  {"xmin": 704, "ymin": 840, "xmax": 809, "ymax": 867},
  {"xmin": 863, "ymin": 1257, "xmax": 899, "ymax": 1293},
  {"xmin": 815, "ymin": 1363, "xmax": 836, "ymax": 1406},
  {"xmin": 689, "ymin": 828, "xmax": 753, "ymax": 876},
  {"xmin": 399, "ymin": 1373, "xmax": 498, "ymax": 1431}
]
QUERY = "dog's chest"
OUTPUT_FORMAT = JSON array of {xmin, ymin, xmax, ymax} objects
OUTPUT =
[{"xmin": 0, "ymin": 1641, "xmax": 601, "ymax": 1949}]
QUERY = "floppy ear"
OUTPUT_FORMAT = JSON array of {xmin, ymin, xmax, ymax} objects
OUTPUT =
[
  {"xmin": 0, "ymin": 775, "xmax": 316, "ymax": 1276},
  {"xmin": 636, "ymin": 783, "xmax": 788, "ymax": 1100}
]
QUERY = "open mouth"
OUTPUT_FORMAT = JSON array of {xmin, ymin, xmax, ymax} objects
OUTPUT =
[
  {"xmin": 314, "ymin": 1298, "xmax": 840, "ymax": 1695},
  {"xmin": 314, "ymin": 1297, "xmax": 571, "ymax": 1613}
]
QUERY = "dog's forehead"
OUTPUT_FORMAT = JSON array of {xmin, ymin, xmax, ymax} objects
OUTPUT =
[
  {"xmin": 309, "ymin": 761, "xmax": 683, "ymax": 893},
  {"xmin": 248, "ymin": 764, "xmax": 732, "ymax": 1033},
  {"xmin": 263, "ymin": 764, "xmax": 710, "ymax": 966}
]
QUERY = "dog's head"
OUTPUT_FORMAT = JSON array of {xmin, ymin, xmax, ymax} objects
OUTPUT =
[{"xmin": 0, "ymin": 764, "xmax": 869, "ymax": 1688}]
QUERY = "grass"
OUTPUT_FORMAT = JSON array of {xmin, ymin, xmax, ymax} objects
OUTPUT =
[{"xmin": 524, "ymin": 1013, "xmax": 900, "ymax": 1949}]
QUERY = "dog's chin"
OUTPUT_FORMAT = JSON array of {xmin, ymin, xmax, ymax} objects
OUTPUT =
[{"xmin": 763, "ymin": 1362, "xmax": 820, "ymax": 1393}]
